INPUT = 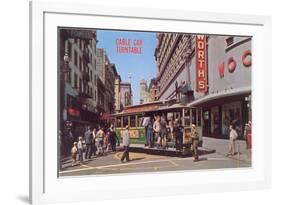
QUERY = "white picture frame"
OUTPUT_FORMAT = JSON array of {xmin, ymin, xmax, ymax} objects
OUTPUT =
[{"xmin": 30, "ymin": 0, "xmax": 272, "ymax": 204}]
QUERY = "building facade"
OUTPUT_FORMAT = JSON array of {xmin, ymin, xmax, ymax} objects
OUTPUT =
[
  {"xmin": 120, "ymin": 82, "xmax": 133, "ymax": 108},
  {"xmin": 155, "ymin": 33, "xmax": 252, "ymax": 138},
  {"xmin": 59, "ymin": 28, "xmax": 99, "ymax": 138},
  {"xmin": 139, "ymin": 79, "xmax": 152, "ymax": 104},
  {"xmin": 96, "ymin": 48, "xmax": 118, "ymax": 114},
  {"xmin": 114, "ymin": 75, "xmax": 122, "ymax": 113},
  {"xmin": 155, "ymin": 33, "xmax": 202, "ymax": 102},
  {"xmin": 190, "ymin": 35, "xmax": 252, "ymax": 138}
]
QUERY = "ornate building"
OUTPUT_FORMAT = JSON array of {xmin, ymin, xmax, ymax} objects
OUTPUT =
[
  {"xmin": 59, "ymin": 28, "xmax": 99, "ymax": 135},
  {"xmin": 154, "ymin": 33, "xmax": 195, "ymax": 101}
]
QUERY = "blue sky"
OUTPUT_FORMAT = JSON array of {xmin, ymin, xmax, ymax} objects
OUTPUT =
[{"xmin": 97, "ymin": 30, "xmax": 157, "ymax": 104}]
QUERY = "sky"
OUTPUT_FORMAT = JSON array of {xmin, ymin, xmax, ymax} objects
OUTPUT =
[{"xmin": 97, "ymin": 30, "xmax": 157, "ymax": 105}]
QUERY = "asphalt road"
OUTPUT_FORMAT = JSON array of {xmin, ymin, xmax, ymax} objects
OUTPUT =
[{"xmin": 59, "ymin": 147, "xmax": 251, "ymax": 177}]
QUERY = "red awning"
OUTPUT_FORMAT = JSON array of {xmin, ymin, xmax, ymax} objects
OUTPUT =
[{"xmin": 100, "ymin": 113, "xmax": 113, "ymax": 120}]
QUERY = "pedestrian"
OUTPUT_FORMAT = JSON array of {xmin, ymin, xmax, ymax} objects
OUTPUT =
[
  {"xmin": 191, "ymin": 124, "xmax": 200, "ymax": 162},
  {"xmin": 227, "ymin": 125, "xmax": 238, "ymax": 156},
  {"xmin": 247, "ymin": 121, "xmax": 252, "ymax": 149},
  {"xmin": 70, "ymin": 142, "xmax": 78, "ymax": 166},
  {"xmin": 160, "ymin": 114, "xmax": 168, "ymax": 149},
  {"xmin": 167, "ymin": 120, "xmax": 174, "ymax": 147},
  {"xmin": 77, "ymin": 136, "xmax": 84, "ymax": 163},
  {"xmin": 153, "ymin": 115, "xmax": 161, "ymax": 149},
  {"xmin": 121, "ymin": 125, "xmax": 130, "ymax": 163},
  {"xmin": 92, "ymin": 128, "xmax": 97, "ymax": 156},
  {"xmin": 243, "ymin": 123, "xmax": 250, "ymax": 149},
  {"xmin": 109, "ymin": 126, "xmax": 119, "ymax": 152},
  {"xmin": 147, "ymin": 117, "xmax": 154, "ymax": 148},
  {"xmin": 142, "ymin": 116, "xmax": 150, "ymax": 146},
  {"xmin": 104, "ymin": 130, "xmax": 110, "ymax": 152},
  {"xmin": 84, "ymin": 126, "xmax": 92, "ymax": 160},
  {"xmin": 96, "ymin": 126, "xmax": 105, "ymax": 156},
  {"xmin": 174, "ymin": 119, "xmax": 183, "ymax": 151}
]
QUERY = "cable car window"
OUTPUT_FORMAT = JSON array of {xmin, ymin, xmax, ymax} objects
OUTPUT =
[
  {"xmin": 116, "ymin": 117, "xmax": 121, "ymax": 128},
  {"xmin": 130, "ymin": 115, "xmax": 136, "ymax": 127},
  {"xmin": 123, "ymin": 116, "xmax": 129, "ymax": 128},
  {"xmin": 184, "ymin": 109, "xmax": 190, "ymax": 126},
  {"xmin": 197, "ymin": 110, "xmax": 202, "ymax": 126},
  {"xmin": 192, "ymin": 109, "xmax": 197, "ymax": 124}
]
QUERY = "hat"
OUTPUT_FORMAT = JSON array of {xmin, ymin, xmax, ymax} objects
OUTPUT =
[
  {"xmin": 125, "ymin": 125, "xmax": 129, "ymax": 129},
  {"xmin": 78, "ymin": 136, "xmax": 82, "ymax": 140},
  {"xmin": 73, "ymin": 142, "xmax": 77, "ymax": 145},
  {"xmin": 192, "ymin": 124, "xmax": 196, "ymax": 128}
]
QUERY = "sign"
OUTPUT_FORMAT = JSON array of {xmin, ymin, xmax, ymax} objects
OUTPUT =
[
  {"xmin": 196, "ymin": 35, "xmax": 208, "ymax": 92},
  {"xmin": 124, "ymin": 105, "xmax": 159, "ymax": 113},
  {"xmin": 121, "ymin": 129, "xmax": 140, "ymax": 139}
]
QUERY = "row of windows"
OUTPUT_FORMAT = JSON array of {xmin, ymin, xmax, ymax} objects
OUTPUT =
[{"xmin": 68, "ymin": 39, "xmax": 97, "ymax": 72}]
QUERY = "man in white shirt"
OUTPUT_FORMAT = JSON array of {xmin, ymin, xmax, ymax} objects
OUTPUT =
[
  {"xmin": 121, "ymin": 125, "xmax": 130, "ymax": 163},
  {"xmin": 153, "ymin": 115, "xmax": 161, "ymax": 148},
  {"xmin": 227, "ymin": 125, "xmax": 238, "ymax": 156}
]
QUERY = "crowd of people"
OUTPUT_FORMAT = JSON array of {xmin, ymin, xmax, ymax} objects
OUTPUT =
[
  {"xmin": 68, "ymin": 124, "xmax": 120, "ymax": 166},
  {"xmin": 142, "ymin": 115, "xmax": 185, "ymax": 151},
  {"xmin": 143, "ymin": 114, "xmax": 200, "ymax": 161}
]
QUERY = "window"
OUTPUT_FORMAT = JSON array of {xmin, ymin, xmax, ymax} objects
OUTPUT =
[
  {"xmin": 90, "ymin": 70, "xmax": 92, "ymax": 81},
  {"xmin": 94, "ymin": 90, "xmax": 97, "ymax": 101},
  {"xmin": 68, "ymin": 41, "xmax": 72, "ymax": 58},
  {"xmin": 123, "ymin": 116, "xmax": 129, "ymax": 128},
  {"xmin": 192, "ymin": 109, "xmax": 197, "ymax": 124},
  {"xmin": 74, "ymin": 51, "xmax": 77, "ymax": 66},
  {"xmin": 137, "ymin": 115, "xmax": 143, "ymax": 127},
  {"xmin": 197, "ymin": 110, "xmax": 202, "ymax": 126},
  {"xmin": 116, "ymin": 117, "xmax": 122, "ymax": 128},
  {"xmin": 79, "ymin": 78, "xmax": 82, "ymax": 91},
  {"xmin": 130, "ymin": 116, "xmax": 136, "ymax": 127},
  {"xmin": 226, "ymin": 37, "xmax": 234, "ymax": 47},
  {"xmin": 184, "ymin": 109, "xmax": 190, "ymax": 127},
  {"xmin": 79, "ymin": 57, "xmax": 82, "ymax": 70},
  {"xmin": 74, "ymin": 73, "xmax": 78, "ymax": 88},
  {"xmin": 67, "ymin": 68, "xmax": 71, "ymax": 83}
]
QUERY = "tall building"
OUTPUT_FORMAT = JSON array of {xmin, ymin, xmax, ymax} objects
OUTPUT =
[
  {"xmin": 139, "ymin": 78, "xmax": 158, "ymax": 104},
  {"xmin": 120, "ymin": 82, "xmax": 133, "ymax": 108},
  {"xmin": 59, "ymin": 28, "xmax": 99, "ymax": 135},
  {"xmin": 148, "ymin": 78, "xmax": 158, "ymax": 101},
  {"xmin": 139, "ymin": 79, "xmax": 151, "ymax": 104},
  {"xmin": 154, "ymin": 33, "xmax": 197, "ymax": 101},
  {"xmin": 96, "ymin": 48, "xmax": 118, "ymax": 114},
  {"xmin": 114, "ymin": 75, "xmax": 122, "ymax": 113}
]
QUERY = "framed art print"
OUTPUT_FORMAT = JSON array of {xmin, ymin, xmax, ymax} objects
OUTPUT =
[{"xmin": 30, "ymin": 1, "xmax": 272, "ymax": 204}]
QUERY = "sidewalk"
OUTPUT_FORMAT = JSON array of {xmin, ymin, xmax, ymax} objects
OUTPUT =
[{"xmin": 202, "ymin": 136, "xmax": 252, "ymax": 162}]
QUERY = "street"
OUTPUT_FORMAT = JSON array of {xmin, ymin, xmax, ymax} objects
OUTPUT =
[{"xmin": 59, "ymin": 137, "xmax": 251, "ymax": 176}]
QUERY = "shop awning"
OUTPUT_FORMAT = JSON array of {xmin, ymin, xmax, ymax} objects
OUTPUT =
[
  {"xmin": 100, "ymin": 113, "xmax": 113, "ymax": 120},
  {"xmin": 187, "ymin": 86, "xmax": 251, "ymax": 107}
]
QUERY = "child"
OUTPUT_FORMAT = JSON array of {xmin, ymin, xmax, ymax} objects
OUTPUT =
[
  {"xmin": 77, "ymin": 136, "xmax": 84, "ymax": 163},
  {"xmin": 71, "ymin": 142, "xmax": 78, "ymax": 166}
]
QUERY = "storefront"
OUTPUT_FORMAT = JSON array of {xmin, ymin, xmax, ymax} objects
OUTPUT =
[
  {"xmin": 189, "ymin": 35, "xmax": 252, "ymax": 139},
  {"xmin": 190, "ymin": 90, "xmax": 251, "ymax": 139}
]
